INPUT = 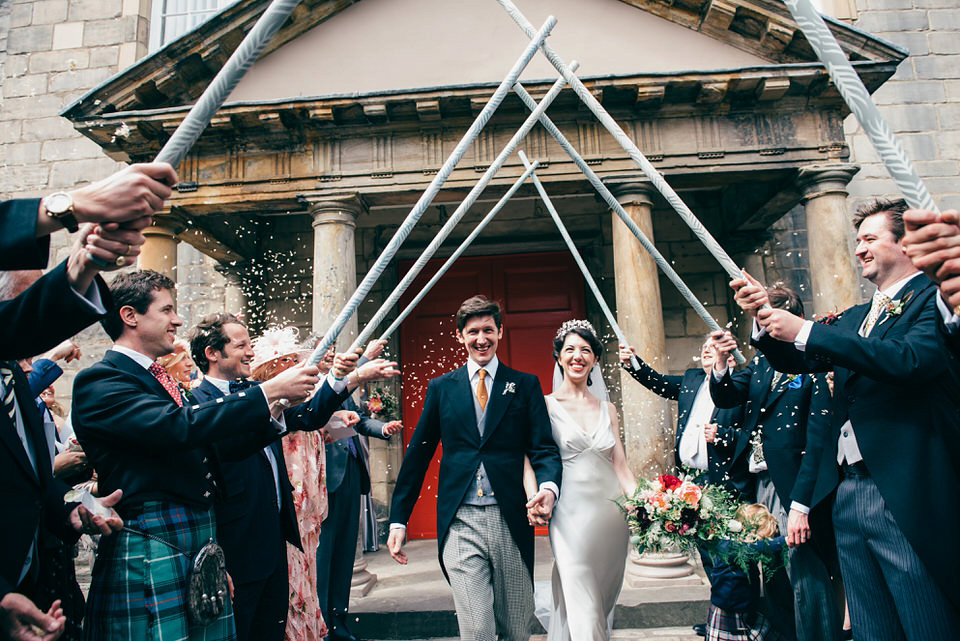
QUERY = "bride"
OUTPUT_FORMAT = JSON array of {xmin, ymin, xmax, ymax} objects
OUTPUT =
[{"xmin": 527, "ymin": 320, "xmax": 637, "ymax": 641}]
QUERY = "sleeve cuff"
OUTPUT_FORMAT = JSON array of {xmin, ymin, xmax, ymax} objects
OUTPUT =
[
  {"xmin": 540, "ymin": 481, "xmax": 559, "ymax": 501},
  {"xmin": 712, "ymin": 366, "xmax": 727, "ymax": 381},
  {"xmin": 389, "ymin": 523, "xmax": 407, "ymax": 531},
  {"xmin": 937, "ymin": 292, "xmax": 960, "ymax": 328},
  {"xmin": 73, "ymin": 277, "xmax": 107, "ymax": 314},
  {"xmin": 794, "ymin": 320, "xmax": 814, "ymax": 351},
  {"xmin": 789, "ymin": 501, "xmax": 810, "ymax": 515},
  {"xmin": 327, "ymin": 372, "xmax": 348, "ymax": 394}
]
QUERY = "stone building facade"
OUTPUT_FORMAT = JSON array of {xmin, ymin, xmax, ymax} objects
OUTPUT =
[{"xmin": 1, "ymin": 0, "xmax": 956, "ymax": 542}]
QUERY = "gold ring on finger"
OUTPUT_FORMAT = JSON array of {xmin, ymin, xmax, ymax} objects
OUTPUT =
[
  {"xmin": 125, "ymin": 243, "xmax": 131, "ymax": 256},
  {"xmin": 115, "ymin": 256, "xmax": 127, "ymax": 267}
]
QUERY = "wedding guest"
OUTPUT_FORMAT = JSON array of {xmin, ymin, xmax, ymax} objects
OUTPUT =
[
  {"xmin": 72, "ymin": 270, "xmax": 322, "ymax": 641},
  {"xmin": 710, "ymin": 286, "xmax": 840, "ymax": 641},
  {"xmin": 157, "ymin": 338, "xmax": 196, "ymax": 393},
  {"xmin": 705, "ymin": 504, "xmax": 787, "ymax": 641},
  {"xmin": 732, "ymin": 198, "xmax": 960, "ymax": 638}
]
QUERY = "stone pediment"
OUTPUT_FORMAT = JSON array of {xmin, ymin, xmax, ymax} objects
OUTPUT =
[{"xmin": 63, "ymin": 0, "xmax": 905, "ymax": 119}]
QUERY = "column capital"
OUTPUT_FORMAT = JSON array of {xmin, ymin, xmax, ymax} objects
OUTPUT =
[
  {"xmin": 142, "ymin": 223, "xmax": 182, "ymax": 240},
  {"xmin": 797, "ymin": 163, "xmax": 860, "ymax": 202},
  {"xmin": 299, "ymin": 193, "xmax": 366, "ymax": 228},
  {"xmin": 602, "ymin": 177, "xmax": 656, "ymax": 208}
]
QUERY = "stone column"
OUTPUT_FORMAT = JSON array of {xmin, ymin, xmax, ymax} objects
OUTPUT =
[
  {"xmin": 308, "ymin": 196, "xmax": 364, "ymax": 346},
  {"xmin": 139, "ymin": 224, "xmax": 179, "ymax": 280},
  {"xmin": 214, "ymin": 262, "xmax": 248, "ymax": 317},
  {"xmin": 610, "ymin": 181, "xmax": 694, "ymax": 581},
  {"xmin": 797, "ymin": 164, "xmax": 861, "ymax": 315},
  {"xmin": 608, "ymin": 182, "xmax": 672, "ymax": 477}
]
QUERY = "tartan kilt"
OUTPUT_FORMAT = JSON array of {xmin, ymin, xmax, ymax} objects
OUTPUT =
[
  {"xmin": 83, "ymin": 501, "xmax": 236, "ymax": 641},
  {"xmin": 706, "ymin": 604, "xmax": 784, "ymax": 641}
]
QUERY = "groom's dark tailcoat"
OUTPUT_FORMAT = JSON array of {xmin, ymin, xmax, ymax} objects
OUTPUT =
[
  {"xmin": 754, "ymin": 273, "xmax": 960, "ymax": 611},
  {"xmin": 622, "ymin": 359, "xmax": 752, "ymax": 501},
  {"xmin": 710, "ymin": 356, "xmax": 837, "ymax": 560},
  {"xmin": 389, "ymin": 362, "xmax": 561, "ymax": 576},
  {"xmin": 190, "ymin": 378, "xmax": 348, "ymax": 641}
]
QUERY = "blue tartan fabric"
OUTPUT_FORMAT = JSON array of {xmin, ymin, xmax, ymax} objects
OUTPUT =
[
  {"xmin": 706, "ymin": 604, "xmax": 784, "ymax": 641},
  {"xmin": 83, "ymin": 501, "xmax": 236, "ymax": 641}
]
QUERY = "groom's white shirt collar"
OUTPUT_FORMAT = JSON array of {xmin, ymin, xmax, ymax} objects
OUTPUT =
[{"xmin": 466, "ymin": 355, "xmax": 499, "ymax": 382}]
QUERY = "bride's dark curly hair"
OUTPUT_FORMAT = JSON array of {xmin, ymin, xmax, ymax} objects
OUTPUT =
[{"xmin": 552, "ymin": 320, "xmax": 604, "ymax": 363}]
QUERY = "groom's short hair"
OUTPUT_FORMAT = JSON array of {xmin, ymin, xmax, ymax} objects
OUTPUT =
[{"xmin": 456, "ymin": 295, "xmax": 502, "ymax": 332}]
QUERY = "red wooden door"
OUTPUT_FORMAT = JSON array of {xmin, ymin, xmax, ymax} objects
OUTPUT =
[{"xmin": 398, "ymin": 251, "xmax": 586, "ymax": 539}]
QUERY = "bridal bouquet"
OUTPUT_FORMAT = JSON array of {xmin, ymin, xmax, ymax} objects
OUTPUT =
[
  {"xmin": 618, "ymin": 473, "xmax": 740, "ymax": 556},
  {"xmin": 365, "ymin": 387, "xmax": 399, "ymax": 421}
]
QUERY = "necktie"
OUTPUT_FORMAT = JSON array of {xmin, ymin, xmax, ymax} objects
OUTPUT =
[
  {"xmin": 862, "ymin": 291, "xmax": 892, "ymax": 336},
  {"xmin": 476, "ymin": 369, "xmax": 488, "ymax": 411},
  {"xmin": 347, "ymin": 436, "xmax": 359, "ymax": 458},
  {"xmin": 148, "ymin": 362, "xmax": 184, "ymax": 407},
  {"xmin": 1, "ymin": 365, "xmax": 17, "ymax": 422},
  {"xmin": 229, "ymin": 379, "xmax": 254, "ymax": 393}
]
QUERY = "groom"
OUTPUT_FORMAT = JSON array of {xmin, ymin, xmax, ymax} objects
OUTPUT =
[{"xmin": 388, "ymin": 295, "xmax": 562, "ymax": 640}]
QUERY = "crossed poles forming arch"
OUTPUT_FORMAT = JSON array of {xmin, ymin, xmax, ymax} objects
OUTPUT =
[{"xmin": 144, "ymin": 0, "xmax": 937, "ymax": 366}]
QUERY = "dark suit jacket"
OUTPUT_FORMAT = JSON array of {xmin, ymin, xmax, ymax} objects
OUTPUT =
[
  {"xmin": 326, "ymin": 396, "xmax": 388, "ymax": 496},
  {"xmin": 0, "ymin": 213, "xmax": 111, "ymax": 599},
  {"xmin": 622, "ymin": 360, "xmax": 752, "ymax": 501},
  {"xmin": 191, "ymin": 378, "xmax": 348, "ymax": 585},
  {"xmin": 389, "ymin": 362, "xmax": 561, "ymax": 577},
  {"xmin": 754, "ymin": 273, "xmax": 960, "ymax": 609},
  {"xmin": 0, "ymin": 198, "xmax": 48, "ymax": 270},
  {"xmin": 710, "ymin": 355, "xmax": 835, "ymax": 512},
  {"xmin": 72, "ymin": 350, "xmax": 283, "ymax": 512},
  {"xmin": 0, "ymin": 363, "xmax": 77, "ymax": 601}
]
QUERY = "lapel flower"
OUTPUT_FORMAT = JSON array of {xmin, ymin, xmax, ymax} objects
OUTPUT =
[
  {"xmin": 502, "ymin": 381, "xmax": 517, "ymax": 395},
  {"xmin": 881, "ymin": 289, "xmax": 913, "ymax": 321}
]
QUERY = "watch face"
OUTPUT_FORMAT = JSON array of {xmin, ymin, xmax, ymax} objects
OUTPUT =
[{"xmin": 46, "ymin": 192, "xmax": 73, "ymax": 214}]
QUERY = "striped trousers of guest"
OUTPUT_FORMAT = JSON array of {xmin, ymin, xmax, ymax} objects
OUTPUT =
[
  {"xmin": 834, "ymin": 467, "xmax": 959, "ymax": 641},
  {"xmin": 442, "ymin": 504, "xmax": 533, "ymax": 641}
]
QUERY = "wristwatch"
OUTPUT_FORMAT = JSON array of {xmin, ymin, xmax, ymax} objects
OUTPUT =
[{"xmin": 43, "ymin": 191, "xmax": 79, "ymax": 233}]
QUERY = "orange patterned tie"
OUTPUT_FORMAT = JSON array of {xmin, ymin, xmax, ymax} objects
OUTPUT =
[{"xmin": 476, "ymin": 369, "xmax": 488, "ymax": 411}]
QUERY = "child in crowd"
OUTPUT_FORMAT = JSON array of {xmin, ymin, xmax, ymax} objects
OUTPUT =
[{"xmin": 705, "ymin": 503, "xmax": 786, "ymax": 641}]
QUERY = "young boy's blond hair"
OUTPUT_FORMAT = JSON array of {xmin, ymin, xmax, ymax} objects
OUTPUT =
[{"xmin": 735, "ymin": 503, "xmax": 779, "ymax": 541}]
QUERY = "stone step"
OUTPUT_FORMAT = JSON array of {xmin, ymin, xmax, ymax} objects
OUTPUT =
[{"xmin": 349, "ymin": 540, "xmax": 710, "ymax": 640}]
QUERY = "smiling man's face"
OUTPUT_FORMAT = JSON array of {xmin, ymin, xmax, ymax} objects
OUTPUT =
[{"xmin": 457, "ymin": 315, "xmax": 502, "ymax": 367}]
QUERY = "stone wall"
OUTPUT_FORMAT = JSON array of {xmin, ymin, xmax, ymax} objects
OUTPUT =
[{"xmin": 846, "ymin": 0, "xmax": 960, "ymax": 212}]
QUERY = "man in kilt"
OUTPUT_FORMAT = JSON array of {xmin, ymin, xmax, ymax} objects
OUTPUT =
[{"xmin": 72, "ymin": 270, "xmax": 356, "ymax": 641}]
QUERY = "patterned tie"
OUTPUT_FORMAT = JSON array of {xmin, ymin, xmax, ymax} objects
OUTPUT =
[
  {"xmin": 476, "ymin": 369, "xmax": 488, "ymax": 411},
  {"xmin": 862, "ymin": 291, "xmax": 892, "ymax": 336},
  {"xmin": 0, "ymin": 365, "xmax": 17, "ymax": 422},
  {"xmin": 148, "ymin": 362, "xmax": 184, "ymax": 407}
]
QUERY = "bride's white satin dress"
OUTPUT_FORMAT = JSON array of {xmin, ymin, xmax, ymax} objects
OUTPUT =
[{"xmin": 545, "ymin": 396, "xmax": 629, "ymax": 641}]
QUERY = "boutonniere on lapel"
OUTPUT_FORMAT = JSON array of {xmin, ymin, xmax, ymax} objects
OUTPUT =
[
  {"xmin": 771, "ymin": 372, "xmax": 802, "ymax": 391},
  {"xmin": 502, "ymin": 382, "xmax": 517, "ymax": 395},
  {"xmin": 877, "ymin": 290, "xmax": 914, "ymax": 327}
]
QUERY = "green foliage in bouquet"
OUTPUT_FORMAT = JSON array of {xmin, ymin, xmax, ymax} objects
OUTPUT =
[{"xmin": 617, "ymin": 472, "xmax": 787, "ymax": 580}]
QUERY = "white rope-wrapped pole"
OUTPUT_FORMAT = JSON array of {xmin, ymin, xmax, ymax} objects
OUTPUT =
[
  {"xmin": 498, "ymin": 0, "xmax": 743, "ymax": 281},
  {"xmin": 518, "ymin": 151, "xmax": 639, "ymax": 370},
  {"xmin": 513, "ymin": 82, "xmax": 745, "ymax": 364},
  {"xmin": 784, "ymin": 0, "xmax": 937, "ymax": 212},
  {"xmin": 376, "ymin": 162, "xmax": 540, "ymax": 343},
  {"xmin": 305, "ymin": 16, "xmax": 557, "ymax": 366},
  {"xmin": 347, "ymin": 66, "xmax": 575, "ymax": 354},
  {"xmin": 155, "ymin": 0, "xmax": 303, "ymax": 168}
]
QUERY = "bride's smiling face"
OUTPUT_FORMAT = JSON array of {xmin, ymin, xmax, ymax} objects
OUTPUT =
[{"xmin": 558, "ymin": 333, "xmax": 596, "ymax": 381}]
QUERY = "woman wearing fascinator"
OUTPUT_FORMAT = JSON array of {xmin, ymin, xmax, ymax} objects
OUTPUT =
[{"xmin": 526, "ymin": 320, "xmax": 637, "ymax": 641}]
